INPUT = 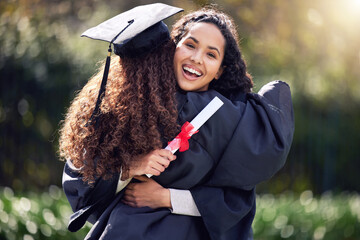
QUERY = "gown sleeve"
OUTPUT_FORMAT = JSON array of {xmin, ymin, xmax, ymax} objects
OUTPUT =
[
  {"xmin": 206, "ymin": 80, "xmax": 295, "ymax": 190},
  {"xmin": 62, "ymin": 162, "xmax": 119, "ymax": 232},
  {"xmin": 190, "ymin": 186, "xmax": 255, "ymax": 240}
]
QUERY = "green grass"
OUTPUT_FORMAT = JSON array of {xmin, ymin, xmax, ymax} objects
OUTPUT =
[{"xmin": 0, "ymin": 186, "xmax": 359, "ymax": 239}]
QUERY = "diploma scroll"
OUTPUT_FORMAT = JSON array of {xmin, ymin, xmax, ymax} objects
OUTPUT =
[{"xmin": 146, "ymin": 96, "xmax": 224, "ymax": 177}]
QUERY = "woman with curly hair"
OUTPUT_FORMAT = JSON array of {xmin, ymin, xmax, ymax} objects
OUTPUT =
[
  {"xmin": 61, "ymin": 5, "xmax": 294, "ymax": 240},
  {"xmin": 59, "ymin": 40, "xmax": 179, "ymax": 184}
]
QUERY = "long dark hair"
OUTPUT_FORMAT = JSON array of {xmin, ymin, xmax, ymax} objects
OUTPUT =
[
  {"xmin": 59, "ymin": 41, "xmax": 179, "ymax": 183},
  {"xmin": 171, "ymin": 7, "xmax": 253, "ymax": 97}
]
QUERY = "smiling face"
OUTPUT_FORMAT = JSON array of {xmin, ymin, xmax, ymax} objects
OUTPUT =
[{"xmin": 173, "ymin": 22, "xmax": 226, "ymax": 92}]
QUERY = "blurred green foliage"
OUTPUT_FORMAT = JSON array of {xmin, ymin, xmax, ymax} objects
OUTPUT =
[
  {"xmin": 254, "ymin": 191, "xmax": 360, "ymax": 239},
  {"xmin": 0, "ymin": 0, "xmax": 360, "ymax": 194},
  {"xmin": 1, "ymin": 187, "xmax": 359, "ymax": 239},
  {"xmin": 0, "ymin": 186, "xmax": 91, "ymax": 240}
]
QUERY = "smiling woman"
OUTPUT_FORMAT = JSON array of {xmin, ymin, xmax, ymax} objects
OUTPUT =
[
  {"xmin": 171, "ymin": 8, "xmax": 254, "ymax": 98},
  {"xmin": 117, "ymin": 7, "xmax": 294, "ymax": 240},
  {"xmin": 174, "ymin": 22, "xmax": 225, "ymax": 92}
]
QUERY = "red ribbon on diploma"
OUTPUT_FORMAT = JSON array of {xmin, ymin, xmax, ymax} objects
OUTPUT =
[{"xmin": 168, "ymin": 121, "xmax": 198, "ymax": 152}]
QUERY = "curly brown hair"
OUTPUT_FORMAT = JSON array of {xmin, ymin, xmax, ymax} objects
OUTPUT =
[
  {"xmin": 171, "ymin": 7, "xmax": 253, "ymax": 97},
  {"xmin": 58, "ymin": 41, "xmax": 179, "ymax": 183}
]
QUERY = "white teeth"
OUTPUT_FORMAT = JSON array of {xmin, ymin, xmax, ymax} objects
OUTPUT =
[{"xmin": 183, "ymin": 66, "xmax": 202, "ymax": 76}]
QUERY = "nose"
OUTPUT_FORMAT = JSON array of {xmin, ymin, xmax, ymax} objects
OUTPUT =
[{"xmin": 190, "ymin": 50, "xmax": 203, "ymax": 65}]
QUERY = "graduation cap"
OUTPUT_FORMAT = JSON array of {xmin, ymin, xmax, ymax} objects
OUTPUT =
[{"xmin": 82, "ymin": 3, "xmax": 183, "ymax": 127}]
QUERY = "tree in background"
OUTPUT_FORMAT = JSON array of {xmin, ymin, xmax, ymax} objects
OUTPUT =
[{"xmin": 1, "ymin": 0, "xmax": 359, "ymax": 194}]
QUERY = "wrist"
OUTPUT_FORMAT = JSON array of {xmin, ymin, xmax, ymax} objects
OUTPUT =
[{"xmin": 160, "ymin": 188, "xmax": 171, "ymax": 208}]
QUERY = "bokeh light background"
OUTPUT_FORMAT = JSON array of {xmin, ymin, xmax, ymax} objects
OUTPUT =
[{"xmin": 1, "ymin": 0, "xmax": 360, "ymax": 239}]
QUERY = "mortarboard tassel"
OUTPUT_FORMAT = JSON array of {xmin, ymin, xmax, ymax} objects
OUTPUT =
[
  {"xmin": 86, "ymin": 20, "xmax": 134, "ymax": 127},
  {"xmin": 85, "ymin": 45, "xmax": 112, "ymax": 128}
]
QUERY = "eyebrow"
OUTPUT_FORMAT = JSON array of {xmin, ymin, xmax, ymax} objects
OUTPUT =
[{"xmin": 188, "ymin": 36, "xmax": 221, "ymax": 56}]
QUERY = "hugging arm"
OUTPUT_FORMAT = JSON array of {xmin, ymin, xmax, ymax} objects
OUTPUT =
[{"xmin": 206, "ymin": 81, "xmax": 295, "ymax": 190}]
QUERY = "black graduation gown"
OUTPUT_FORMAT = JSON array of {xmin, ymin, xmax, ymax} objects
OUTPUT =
[{"xmin": 62, "ymin": 80, "xmax": 294, "ymax": 240}]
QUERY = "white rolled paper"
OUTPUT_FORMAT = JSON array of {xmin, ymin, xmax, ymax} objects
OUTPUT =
[{"xmin": 146, "ymin": 96, "xmax": 224, "ymax": 177}]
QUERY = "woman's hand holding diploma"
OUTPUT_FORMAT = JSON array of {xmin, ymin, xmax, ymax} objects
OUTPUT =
[{"xmin": 125, "ymin": 149, "xmax": 176, "ymax": 180}]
